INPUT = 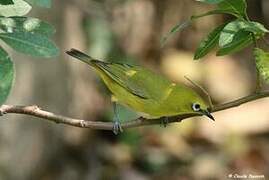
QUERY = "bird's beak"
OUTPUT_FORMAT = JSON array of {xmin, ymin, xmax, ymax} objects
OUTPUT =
[{"xmin": 202, "ymin": 109, "xmax": 215, "ymax": 121}]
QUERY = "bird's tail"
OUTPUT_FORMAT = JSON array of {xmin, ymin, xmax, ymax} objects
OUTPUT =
[{"xmin": 66, "ymin": 48, "xmax": 97, "ymax": 66}]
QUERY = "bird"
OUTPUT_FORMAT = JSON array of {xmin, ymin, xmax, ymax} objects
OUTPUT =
[{"xmin": 66, "ymin": 49, "xmax": 214, "ymax": 134}]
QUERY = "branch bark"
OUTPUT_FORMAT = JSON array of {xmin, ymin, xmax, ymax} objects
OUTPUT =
[{"xmin": 1, "ymin": 91, "xmax": 269, "ymax": 131}]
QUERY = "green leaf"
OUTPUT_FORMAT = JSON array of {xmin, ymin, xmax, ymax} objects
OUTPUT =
[
  {"xmin": 217, "ymin": 30, "xmax": 252, "ymax": 56},
  {"xmin": 254, "ymin": 48, "xmax": 269, "ymax": 83},
  {"xmin": 219, "ymin": 20, "xmax": 245, "ymax": 47},
  {"xmin": 0, "ymin": 17, "xmax": 55, "ymax": 36},
  {"xmin": 219, "ymin": 20, "xmax": 268, "ymax": 47},
  {"xmin": 0, "ymin": 0, "xmax": 14, "ymax": 5},
  {"xmin": 0, "ymin": 32, "xmax": 59, "ymax": 57},
  {"xmin": 161, "ymin": 19, "xmax": 192, "ymax": 46},
  {"xmin": 191, "ymin": 9, "xmax": 238, "ymax": 19},
  {"xmin": 194, "ymin": 23, "xmax": 226, "ymax": 60},
  {"xmin": 194, "ymin": 0, "xmax": 248, "ymax": 19},
  {"xmin": 25, "ymin": 0, "xmax": 51, "ymax": 8},
  {"xmin": 196, "ymin": 0, "xmax": 225, "ymax": 4},
  {"xmin": 218, "ymin": 0, "xmax": 247, "ymax": 18},
  {"xmin": 243, "ymin": 21, "xmax": 269, "ymax": 34},
  {"xmin": 0, "ymin": 47, "xmax": 14, "ymax": 105},
  {"xmin": 0, "ymin": 0, "xmax": 31, "ymax": 17}
]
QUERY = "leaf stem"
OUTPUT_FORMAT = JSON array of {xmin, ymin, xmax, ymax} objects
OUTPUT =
[
  {"xmin": 255, "ymin": 64, "xmax": 262, "ymax": 93},
  {"xmin": 251, "ymin": 34, "xmax": 262, "ymax": 92}
]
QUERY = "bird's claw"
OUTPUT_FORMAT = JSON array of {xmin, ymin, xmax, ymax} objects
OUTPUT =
[
  {"xmin": 112, "ymin": 121, "xmax": 123, "ymax": 135},
  {"xmin": 0, "ymin": 109, "xmax": 6, "ymax": 116},
  {"xmin": 161, "ymin": 117, "xmax": 169, "ymax": 128}
]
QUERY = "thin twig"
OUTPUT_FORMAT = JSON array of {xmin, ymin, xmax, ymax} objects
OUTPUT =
[
  {"xmin": 1, "ymin": 91, "xmax": 269, "ymax": 131},
  {"xmin": 255, "ymin": 66, "xmax": 262, "ymax": 93},
  {"xmin": 250, "ymin": 32, "xmax": 262, "ymax": 92}
]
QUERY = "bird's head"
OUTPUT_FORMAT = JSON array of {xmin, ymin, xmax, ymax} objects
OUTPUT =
[
  {"xmin": 183, "ymin": 76, "xmax": 214, "ymax": 121},
  {"xmin": 190, "ymin": 99, "xmax": 214, "ymax": 121}
]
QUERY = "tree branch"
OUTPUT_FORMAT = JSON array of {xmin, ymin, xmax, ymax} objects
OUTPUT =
[{"xmin": 1, "ymin": 91, "xmax": 269, "ymax": 131}]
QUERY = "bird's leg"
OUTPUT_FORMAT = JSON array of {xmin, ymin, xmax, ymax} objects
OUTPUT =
[
  {"xmin": 112, "ymin": 102, "xmax": 123, "ymax": 135},
  {"xmin": 160, "ymin": 117, "xmax": 169, "ymax": 127}
]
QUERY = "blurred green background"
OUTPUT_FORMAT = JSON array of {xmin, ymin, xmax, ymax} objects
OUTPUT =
[{"xmin": 1, "ymin": 0, "xmax": 269, "ymax": 179}]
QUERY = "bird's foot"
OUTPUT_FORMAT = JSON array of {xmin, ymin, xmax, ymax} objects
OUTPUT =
[
  {"xmin": 112, "ymin": 121, "xmax": 123, "ymax": 135},
  {"xmin": 160, "ymin": 117, "xmax": 169, "ymax": 127},
  {"xmin": 0, "ymin": 106, "xmax": 6, "ymax": 116}
]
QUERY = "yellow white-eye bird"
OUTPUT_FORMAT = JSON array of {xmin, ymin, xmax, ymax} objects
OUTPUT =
[{"xmin": 66, "ymin": 49, "xmax": 214, "ymax": 134}]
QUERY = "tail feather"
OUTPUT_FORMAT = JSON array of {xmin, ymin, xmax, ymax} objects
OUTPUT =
[{"xmin": 66, "ymin": 48, "xmax": 96, "ymax": 65}]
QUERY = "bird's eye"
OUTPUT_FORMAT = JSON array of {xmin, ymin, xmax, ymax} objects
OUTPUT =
[{"xmin": 192, "ymin": 103, "xmax": 201, "ymax": 112}]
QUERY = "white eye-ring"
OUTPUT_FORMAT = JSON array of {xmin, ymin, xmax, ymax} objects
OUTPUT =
[{"xmin": 192, "ymin": 103, "xmax": 201, "ymax": 112}]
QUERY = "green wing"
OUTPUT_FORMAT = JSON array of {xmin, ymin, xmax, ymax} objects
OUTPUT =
[
  {"xmin": 66, "ymin": 49, "xmax": 172, "ymax": 100},
  {"xmin": 92, "ymin": 60, "xmax": 152, "ymax": 99}
]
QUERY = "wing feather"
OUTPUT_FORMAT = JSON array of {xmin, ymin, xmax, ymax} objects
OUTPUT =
[{"xmin": 92, "ymin": 61, "xmax": 151, "ymax": 99}]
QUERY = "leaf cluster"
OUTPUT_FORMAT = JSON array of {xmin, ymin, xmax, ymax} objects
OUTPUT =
[
  {"xmin": 0, "ymin": 0, "xmax": 58, "ymax": 104},
  {"xmin": 162, "ymin": 0, "xmax": 269, "ymax": 88}
]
